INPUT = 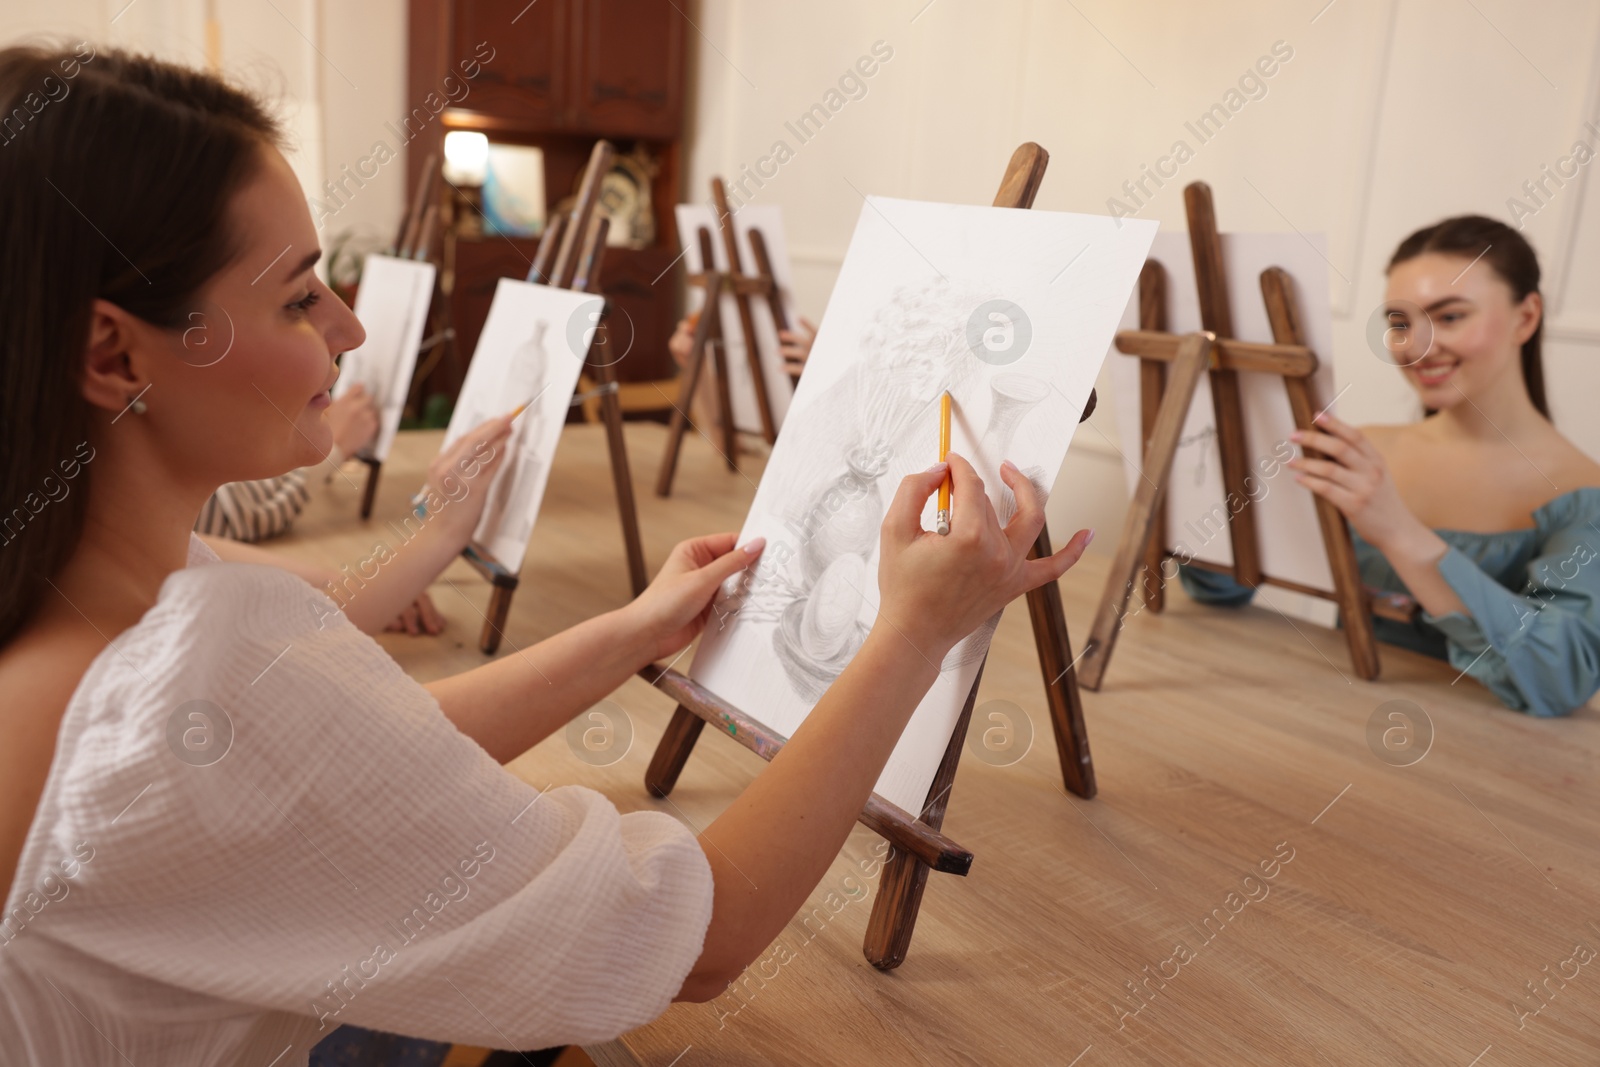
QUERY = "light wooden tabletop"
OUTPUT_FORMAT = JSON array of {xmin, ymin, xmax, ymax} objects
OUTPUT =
[{"xmin": 287, "ymin": 423, "xmax": 1600, "ymax": 1067}]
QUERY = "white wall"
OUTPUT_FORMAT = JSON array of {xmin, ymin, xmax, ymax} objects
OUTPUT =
[
  {"xmin": 680, "ymin": 0, "xmax": 1600, "ymax": 573},
  {"xmin": 0, "ymin": 0, "xmax": 407, "ymax": 272}
]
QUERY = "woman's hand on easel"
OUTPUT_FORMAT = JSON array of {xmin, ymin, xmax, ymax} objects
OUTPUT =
[
  {"xmin": 326, "ymin": 384, "xmax": 380, "ymax": 458},
  {"xmin": 667, "ymin": 312, "xmax": 699, "ymax": 368},
  {"xmin": 1287, "ymin": 412, "xmax": 1431, "ymax": 555},
  {"xmin": 626, "ymin": 532, "xmax": 767, "ymax": 662},
  {"xmin": 778, "ymin": 316, "xmax": 817, "ymax": 376},
  {"xmin": 876, "ymin": 453, "xmax": 1093, "ymax": 661}
]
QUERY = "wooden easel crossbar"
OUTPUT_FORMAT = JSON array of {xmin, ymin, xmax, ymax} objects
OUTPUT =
[{"xmin": 638, "ymin": 143, "xmax": 1099, "ymax": 972}]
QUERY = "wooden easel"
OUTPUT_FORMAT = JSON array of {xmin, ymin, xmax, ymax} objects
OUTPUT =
[
  {"xmin": 654, "ymin": 176, "xmax": 792, "ymax": 497},
  {"xmin": 355, "ymin": 151, "xmax": 454, "ymax": 519},
  {"xmin": 458, "ymin": 141, "xmax": 650, "ymax": 655},
  {"xmin": 1077, "ymin": 181, "xmax": 1415, "ymax": 692},
  {"xmin": 639, "ymin": 143, "xmax": 1097, "ymax": 972}
]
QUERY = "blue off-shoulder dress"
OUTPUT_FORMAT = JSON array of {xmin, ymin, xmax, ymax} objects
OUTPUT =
[{"xmin": 1179, "ymin": 487, "xmax": 1600, "ymax": 717}]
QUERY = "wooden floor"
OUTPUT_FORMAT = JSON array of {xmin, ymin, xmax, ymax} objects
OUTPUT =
[{"xmin": 289, "ymin": 423, "xmax": 1600, "ymax": 1067}]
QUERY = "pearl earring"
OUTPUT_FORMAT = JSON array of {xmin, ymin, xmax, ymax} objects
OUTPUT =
[{"xmin": 129, "ymin": 396, "xmax": 147, "ymax": 415}]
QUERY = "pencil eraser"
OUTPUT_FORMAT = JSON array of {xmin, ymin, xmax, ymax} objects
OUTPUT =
[{"xmin": 936, "ymin": 517, "xmax": 950, "ymax": 536}]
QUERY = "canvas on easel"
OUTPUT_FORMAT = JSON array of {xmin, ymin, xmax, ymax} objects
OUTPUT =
[
  {"xmin": 656, "ymin": 178, "xmax": 797, "ymax": 497},
  {"xmin": 334, "ymin": 255, "xmax": 437, "ymax": 464},
  {"xmin": 345, "ymin": 151, "xmax": 453, "ymax": 520},
  {"xmin": 673, "ymin": 201, "xmax": 799, "ymax": 434},
  {"xmin": 686, "ymin": 191, "xmax": 1154, "ymax": 814},
  {"xmin": 1078, "ymin": 182, "xmax": 1414, "ymax": 692},
  {"xmin": 441, "ymin": 278, "xmax": 597, "ymax": 572},
  {"xmin": 1109, "ymin": 230, "xmax": 1338, "ymax": 590},
  {"xmin": 639, "ymin": 144, "xmax": 1155, "ymax": 971},
  {"xmin": 446, "ymin": 141, "xmax": 650, "ymax": 655}
]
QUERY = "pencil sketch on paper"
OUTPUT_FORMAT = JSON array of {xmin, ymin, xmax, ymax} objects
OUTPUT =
[
  {"xmin": 441, "ymin": 279, "xmax": 595, "ymax": 574},
  {"xmin": 473, "ymin": 321, "xmax": 553, "ymax": 551},
  {"xmin": 333, "ymin": 255, "xmax": 437, "ymax": 462},
  {"xmin": 722, "ymin": 277, "xmax": 1056, "ymax": 701},
  {"xmin": 687, "ymin": 195, "xmax": 1158, "ymax": 815}
]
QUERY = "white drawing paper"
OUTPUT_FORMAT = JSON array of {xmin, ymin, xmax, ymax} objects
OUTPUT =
[
  {"xmin": 333, "ymin": 254, "xmax": 437, "ymax": 461},
  {"xmin": 1109, "ymin": 232, "xmax": 1339, "ymax": 592},
  {"xmin": 675, "ymin": 204, "xmax": 799, "ymax": 434},
  {"xmin": 689, "ymin": 196, "xmax": 1157, "ymax": 815},
  {"xmin": 442, "ymin": 278, "xmax": 598, "ymax": 573}
]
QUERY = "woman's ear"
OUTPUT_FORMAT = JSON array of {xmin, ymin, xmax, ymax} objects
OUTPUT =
[
  {"xmin": 1513, "ymin": 289, "xmax": 1543, "ymax": 346},
  {"xmin": 81, "ymin": 298, "xmax": 149, "ymax": 414}
]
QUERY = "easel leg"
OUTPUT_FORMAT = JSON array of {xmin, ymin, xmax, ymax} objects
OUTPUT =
[
  {"xmin": 359, "ymin": 458, "xmax": 381, "ymax": 520},
  {"xmin": 1284, "ymin": 376, "xmax": 1381, "ymax": 680},
  {"xmin": 710, "ymin": 338, "xmax": 738, "ymax": 472},
  {"xmin": 644, "ymin": 705, "xmax": 708, "ymax": 798},
  {"xmin": 1257, "ymin": 266, "xmax": 1381, "ymax": 680},
  {"xmin": 480, "ymin": 584, "xmax": 514, "ymax": 656},
  {"xmin": 1027, "ymin": 521, "xmax": 1095, "ymax": 798},
  {"xmin": 1080, "ymin": 333, "xmax": 1213, "ymax": 691},
  {"xmin": 863, "ymin": 846, "xmax": 933, "ymax": 971},
  {"xmin": 656, "ymin": 275, "xmax": 722, "ymax": 497},
  {"xmin": 863, "ymin": 662, "xmax": 984, "ymax": 970},
  {"xmin": 594, "ymin": 358, "xmax": 649, "ymax": 596},
  {"xmin": 1138, "ymin": 358, "xmax": 1168, "ymax": 613}
]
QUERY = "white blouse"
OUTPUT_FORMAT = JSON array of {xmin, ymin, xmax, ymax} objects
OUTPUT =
[{"xmin": 0, "ymin": 535, "xmax": 714, "ymax": 1065}]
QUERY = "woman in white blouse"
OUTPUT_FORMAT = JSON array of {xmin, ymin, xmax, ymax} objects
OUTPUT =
[{"xmin": 0, "ymin": 45, "xmax": 1092, "ymax": 1064}]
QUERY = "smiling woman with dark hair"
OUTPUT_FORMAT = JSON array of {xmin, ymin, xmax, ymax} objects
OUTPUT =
[
  {"xmin": 0, "ymin": 44, "xmax": 1089, "ymax": 1065},
  {"xmin": 1183, "ymin": 215, "xmax": 1600, "ymax": 717}
]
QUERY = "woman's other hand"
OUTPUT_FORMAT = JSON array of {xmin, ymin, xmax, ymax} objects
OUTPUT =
[
  {"xmin": 1288, "ymin": 412, "xmax": 1430, "ymax": 553},
  {"xmin": 627, "ymin": 532, "xmax": 765, "ymax": 662},
  {"xmin": 422, "ymin": 411, "xmax": 517, "ymax": 542},
  {"xmin": 382, "ymin": 591, "xmax": 446, "ymax": 636},
  {"xmin": 326, "ymin": 384, "xmax": 380, "ymax": 458}
]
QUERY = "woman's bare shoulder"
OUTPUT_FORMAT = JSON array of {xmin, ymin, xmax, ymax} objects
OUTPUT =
[{"xmin": 1549, "ymin": 434, "xmax": 1600, "ymax": 492}]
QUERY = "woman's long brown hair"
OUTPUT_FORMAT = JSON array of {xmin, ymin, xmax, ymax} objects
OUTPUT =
[{"xmin": 0, "ymin": 44, "xmax": 280, "ymax": 647}]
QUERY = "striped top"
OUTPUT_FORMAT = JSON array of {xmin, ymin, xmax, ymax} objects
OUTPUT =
[{"xmin": 194, "ymin": 471, "xmax": 313, "ymax": 542}]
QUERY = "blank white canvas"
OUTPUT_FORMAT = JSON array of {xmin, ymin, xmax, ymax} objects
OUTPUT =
[
  {"xmin": 689, "ymin": 196, "xmax": 1157, "ymax": 815},
  {"xmin": 1109, "ymin": 232, "xmax": 1339, "ymax": 593},
  {"xmin": 443, "ymin": 278, "xmax": 597, "ymax": 573},
  {"xmin": 334, "ymin": 255, "xmax": 437, "ymax": 461},
  {"xmin": 675, "ymin": 204, "xmax": 798, "ymax": 434}
]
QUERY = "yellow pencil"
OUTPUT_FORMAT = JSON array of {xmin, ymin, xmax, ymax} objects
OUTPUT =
[{"xmin": 936, "ymin": 391, "xmax": 952, "ymax": 535}]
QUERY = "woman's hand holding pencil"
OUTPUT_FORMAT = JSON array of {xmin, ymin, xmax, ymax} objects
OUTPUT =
[{"xmin": 876, "ymin": 452, "xmax": 1094, "ymax": 661}]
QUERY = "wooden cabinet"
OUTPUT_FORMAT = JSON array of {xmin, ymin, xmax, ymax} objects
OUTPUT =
[
  {"xmin": 449, "ymin": 0, "xmax": 569, "ymax": 129},
  {"xmin": 571, "ymin": 0, "xmax": 684, "ymax": 138},
  {"xmin": 407, "ymin": 0, "xmax": 688, "ymax": 399}
]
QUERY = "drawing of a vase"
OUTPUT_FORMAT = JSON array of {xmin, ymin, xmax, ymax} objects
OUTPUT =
[
  {"xmin": 478, "ymin": 321, "xmax": 551, "ymax": 552},
  {"xmin": 795, "ymin": 443, "xmax": 888, "ymax": 580},
  {"xmin": 979, "ymin": 372, "xmax": 1050, "ymax": 465},
  {"xmin": 773, "ymin": 444, "xmax": 889, "ymax": 700}
]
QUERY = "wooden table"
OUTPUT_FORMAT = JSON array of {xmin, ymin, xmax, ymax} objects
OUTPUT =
[{"xmin": 290, "ymin": 425, "xmax": 1600, "ymax": 1067}]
